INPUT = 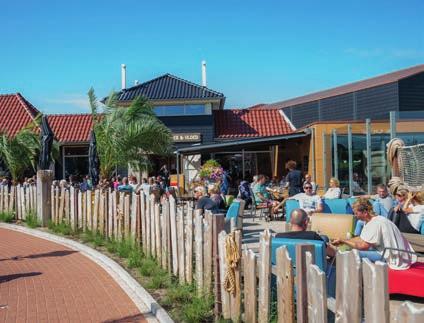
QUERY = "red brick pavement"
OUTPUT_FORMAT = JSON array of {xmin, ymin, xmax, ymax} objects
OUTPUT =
[{"xmin": 0, "ymin": 228, "xmax": 146, "ymax": 323}]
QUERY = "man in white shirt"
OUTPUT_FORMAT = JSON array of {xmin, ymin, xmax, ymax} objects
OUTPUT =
[
  {"xmin": 291, "ymin": 182, "xmax": 323, "ymax": 216},
  {"xmin": 333, "ymin": 198, "xmax": 416, "ymax": 270}
]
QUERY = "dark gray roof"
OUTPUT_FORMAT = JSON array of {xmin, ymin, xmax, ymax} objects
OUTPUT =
[{"xmin": 117, "ymin": 73, "xmax": 225, "ymax": 101}]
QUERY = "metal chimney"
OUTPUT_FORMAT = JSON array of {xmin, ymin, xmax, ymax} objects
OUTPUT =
[
  {"xmin": 121, "ymin": 64, "xmax": 126, "ymax": 90},
  {"xmin": 201, "ymin": 60, "xmax": 207, "ymax": 87}
]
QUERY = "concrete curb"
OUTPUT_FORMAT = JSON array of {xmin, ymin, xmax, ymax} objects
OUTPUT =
[{"xmin": 0, "ymin": 223, "xmax": 174, "ymax": 323}]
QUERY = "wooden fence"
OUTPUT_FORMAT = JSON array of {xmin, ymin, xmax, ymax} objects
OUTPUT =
[
  {"xmin": 2, "ymin": 184, "xmax": 423, "ymax": 322},
  {"xmin": 0, "ymin": 184, "xmax": 37, "ymax": 220}
]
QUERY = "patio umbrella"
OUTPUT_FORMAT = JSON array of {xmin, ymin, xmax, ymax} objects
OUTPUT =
[
  {"xmin": 38, "ymin": 115, "xmax": 54, "ymax": 170},
  {"xmin": 88, "ymin": 130, "xmax": 100, "ymax": 187}
]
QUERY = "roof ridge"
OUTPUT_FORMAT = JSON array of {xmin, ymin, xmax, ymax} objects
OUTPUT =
[
  {"xmin": 15, "ymin": 93, "xmax": 40, "ymax": 120},
  {"xmin": 48, "ymin": 113, "xmax": 93, "ymax": 117},
  {"xmin": 268, "ymin": 63, "xmax": 424, "ymax": 108},
  {"xmin": 118, "ymin": 73, "xmax": 224, "ymax": 97}
]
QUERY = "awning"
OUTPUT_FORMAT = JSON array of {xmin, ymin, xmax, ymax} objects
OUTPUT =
[{"xmin": 175, "ymin": 131, "xmax": 310, "ymax": 155}]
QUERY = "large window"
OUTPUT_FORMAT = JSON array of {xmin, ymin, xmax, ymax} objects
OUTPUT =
[
  {"xmin": 154, "ymin": 104, "xmax": 209, "ymax": 116},
  {"xmin": 333, "ymin": 133, "xmax": 424, "ymax": 194},
  {"xmin": 63, "ymin": 146, "xmax": 89, "ymax": 179}
]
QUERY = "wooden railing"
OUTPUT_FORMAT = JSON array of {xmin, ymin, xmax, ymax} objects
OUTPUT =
[{"xmin": 1, "ymin": 184, "xmax": 423, "ymax": 322}]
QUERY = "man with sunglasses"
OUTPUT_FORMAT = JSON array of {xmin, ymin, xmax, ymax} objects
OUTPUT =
[{"xmin": 290, "ymin": 182, "xmax": 323, "ymax": 216}]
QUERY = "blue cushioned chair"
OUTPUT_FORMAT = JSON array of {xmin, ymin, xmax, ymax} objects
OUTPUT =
[
  {"xmin": 322, "ymin": 199, "xmax": 353, "ymax": 214},
  {"xmin": 225, "ymin": 200, "xmax": 240, "ymax": 221},
  {"xmin": 285, "ymin": 199, "xmax": 300, "ymax": 222},
  {"xmin": 271, "ymin": 238, "xmax": 326, "ymax": 272}
]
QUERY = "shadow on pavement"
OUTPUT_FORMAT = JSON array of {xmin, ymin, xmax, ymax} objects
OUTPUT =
[
  {"xmin": 0, "ymin": 272, "xmax": 42, "ymax": 283},
  {"xmin": 0, "ymin": 250, "xmax": 78, "ymax": 261}
]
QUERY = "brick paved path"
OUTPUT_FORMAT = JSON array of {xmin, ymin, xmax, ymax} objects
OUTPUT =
[{"xmin": 0, "ymin": 228, "xmax": 145, "ymax": 323}]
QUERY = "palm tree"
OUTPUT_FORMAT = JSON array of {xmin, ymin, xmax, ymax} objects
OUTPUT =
[
  {"xmin": 88, "ymin": 88, "xmax": 172, "ymax": 179},
  {"xmin": 0, "ymin": 128, "xmax": 40, "ymax": 183}
]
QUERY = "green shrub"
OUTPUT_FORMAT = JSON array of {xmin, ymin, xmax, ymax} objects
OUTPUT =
[
  {"xmin": 116, "ymin": 238, "xmax": 134, "ymax": 258},
  {"xmin": 128, "ymin": 249, "xmax": 143, "ymax": 268},
  {"xmin": 0, "ymin": 211, "xmax": 15, "ymax": 223},
  {"xmin": 181, "ymin": 294, "xmax": 214, "ymax": 323},
  {"xmin": 146, "ymin": 269, "xmax": 171, "ymax": 289},
  {"xmin": 25, "ymin": 210, "xmax": 39, "ymax": 228},
  {"xmin": 48, "ymin": 220, "xmax": 73, "ymax": 235},
  {"xmin": 139, "ymin": 257, "xmax": 157, "ymax": 277}
]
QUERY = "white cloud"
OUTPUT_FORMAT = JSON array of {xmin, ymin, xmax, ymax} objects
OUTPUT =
[{"xmin": 44, "ymin": 94, "xmax": 90, "ymax": 112}]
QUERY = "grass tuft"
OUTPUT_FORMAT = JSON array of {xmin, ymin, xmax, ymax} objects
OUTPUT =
[
  {"xmin": 116, "ymin": 238, "xmax": 134, "ymax": 258},
  {"xmin": 48, "ymin": 220, "xmax": 73, "ymax": 235},
  {"xmin": 146, "ymin": 268, "xmax": 171, "ymax": 289},
  {"xmin": 139, "ymin": 257, "xmax": 157, "ymax": 277},
  {"xmin": 0, "ymin": 211, "xmax": 15, "ymax": 223},
  {"xmin": 181, "ymin": 294, "xmax": 214, "ymax": 323},
  {"xmin": 127, "ymin": 248, "xmax": 143, "ymax": 268},
  {"xmin": 25, "ymin": 210, "xmax": 40, "ymax": 228}
]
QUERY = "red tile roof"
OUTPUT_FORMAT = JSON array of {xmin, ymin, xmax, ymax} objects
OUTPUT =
[
  {"xmin": 214, "ymin": 109, "xmax": 295, "ymax": 139},
  {"xmin": 267, "ymin": 64, "xmax": 424, "ymax": 109},
  {"xmin": 47, "ymin": 114, "xmax": 93, "ymax": 143},
  {"xmin": 0, "ymin": 93, "xmax": 40, "ymax": 137}
]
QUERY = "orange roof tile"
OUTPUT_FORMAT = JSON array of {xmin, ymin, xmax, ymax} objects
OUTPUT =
[
  {"xmin": 0, "ymin": 93, "xmax": 40, "ymax": 137},
  {"xmin": 214, "ymin": 109, "xmax": 295, "ymax": 139},
  {"xmin": 47, "ymin": 114, "xmax": 93, "ymax": 143}
]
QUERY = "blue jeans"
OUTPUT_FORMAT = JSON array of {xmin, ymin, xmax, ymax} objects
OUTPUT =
[{"xmin": 358, "ymin": 250, "xmax": 383, "ymax": 262}]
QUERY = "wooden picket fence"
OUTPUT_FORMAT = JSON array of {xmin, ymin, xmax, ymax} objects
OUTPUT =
[
  {"xmin": 0, "ymin": 184, "xmax": 37, "ymax": 220},
  {"xmin": 2, "ymin": 183, "xmax": 423, "ymax": 322}
]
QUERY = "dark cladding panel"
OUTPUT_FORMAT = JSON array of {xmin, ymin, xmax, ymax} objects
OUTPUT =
[
  {"xmin": 290, "ymin": 102, "xmax": 319, "ymax": 128},
  {"xmin": 356, "ymin": 82, "xmax": 399, "ymax": 120},
  {"xmin": 320, "ymin": 93, "xmax": 354, "ymax": 121},
  {"xmin": 399, "ymin": 72, "xmax": 424, "ymax": 112}
]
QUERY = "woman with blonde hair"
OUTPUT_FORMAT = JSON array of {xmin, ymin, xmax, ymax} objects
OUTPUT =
[
  {"xmin": 390, "ymin": 190, "xmax": 424, "ymax": 234},
  {"xmin": 323, "ymin": 177, "xmax": 341, "ymax": 199}
]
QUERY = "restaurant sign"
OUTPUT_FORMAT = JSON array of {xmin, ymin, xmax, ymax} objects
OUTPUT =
[{"xmin": 172, "ymin": 133, "xmax": 202, "ymax": 143}]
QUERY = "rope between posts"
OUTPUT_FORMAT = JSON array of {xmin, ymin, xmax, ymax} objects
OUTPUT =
[{"xmin": 224, "ymin": 231, "xmax": 240, "ymax": 295}]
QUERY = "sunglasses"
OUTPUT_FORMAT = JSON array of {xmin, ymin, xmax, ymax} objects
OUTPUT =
[{"xmin": 304, "ymin": 186, "xmax": 312, "ymax": 189}]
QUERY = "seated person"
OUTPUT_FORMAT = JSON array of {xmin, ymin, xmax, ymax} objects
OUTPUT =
[
  {"xmin": 290, "ymin": 183, "xmax": 323, "ymax": 216},
  {"xmin": 117, "ymin": 177, "xmax": 133, "ymax": 193},
  {"xmin": 390, "ymin": 190, "xmax": 424, "ymax": 234},
  {"xmin": 323, "ymin": 177, "xmax": 341, "ymax": 199},
  {"xmin": 355, "ymin": 184, "xmax": 395, "ymax": 235},
  {"xmin": 194, "ymin": 186, "xmax": 219, "ymax": 214},
  {"xmin": 332, "ymin": 198, "xmax": 416, "ymax": 270},
  {"xmin": 253, "ymin": 174, "xmax": 282, "ymax": 216},
  {"xmin": 276, "ymin": 208, "xmax": 336, "ymax": 257},
  {"xmin": 303, "ymin": 173, "xmax": 317, "ymax": 194},
  {"xmin": 208, "ymin": 185, "xmax": 226, "ymax": 210},
  {"xmin": 237, "ymin": 180, "xmax": 252, "ymax": 207}
]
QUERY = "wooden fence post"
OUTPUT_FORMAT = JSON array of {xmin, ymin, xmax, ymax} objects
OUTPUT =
[
  {"xmin": 276, "ymin": 246, "xmax": 294, "ymax": 323},
  {"xmin": 37, "ymin": 170, "xmax": 53, "ymax": 226},
  {"xmin": 306, "ymin": 252, "xmax": 327, "ymax": 323},
  {"xmin": 177, "ymin": 204, "xmax": 185, "ymax": 284},
  {"xmin": 203, "ymin": 211, "xmax": 213, "ymax": 294},
  {"xmin": 258, "ymin": 229, "xmax": 272, "ymax": 323},
  {"xmin": 131, "ymin": 192, "xmax": 137, "ymax": 241},
  {"xmin": 185, "ymin": 204, "xmax": 193, "ymax": 284},
  {"xmin": 99, "ymin": 190, "xmax": 106, "ymax": 236},
  {"xmin": 140, "ymin": 193, "xmax": 147, "ymax": 253},
  {"xmin": 213, "ymin": 214, "xmax": 225, "ymax": 319},
  {"xmin": 230, "ymin": 230, "xmax": 241, "ymax": 322},
  {"xmin": 394, "ymin": 301, "xmax": 424, "ymax": 322},
  {"xmin": 362, "ymin": 259, "xmax": 389, "ymax": 323},
  {"xmin": 0, "ymin": 186, "xmax": 3, "ymax": 212},
  {"xmin": 161, "ymin": 200, "xmax": 168, "ymax": 269},
  {"xmin": 112, "ymin": 190, "xmax": 118, "ymax": 240},
  {"xmin": 150, "ymin": 195, "xmax": 156, "ymax": 257},
  {"xmin": 335, "ymin": 250, "xmax": 362, "ymax": 323},
  {"xmin": 169, "ymin": 196, "xmax": 178, "ymax": 275},
  {"xmin": 64, "ymin": 189, "xmax": 70, "ymax": 223},
  {"xmin": 69, "ymin": 187, "xmax": 76, "ymax": 231},
  {"xmin": 155, "ymin": 202, "xmax": 162, "ymax": 265},
  {"xmin": 145, "ymin": 195, "xmax": 151, "ymax": 256},
  {"xmin": 124, "ymin": 194, "xmax": 130, "ymax": 239},
  {"xmin": 243, "ymin": 248, "xmax": 257, "ymax": 323},
  {"xmin": 117, "ymin": 192, "xmax": 123, "ymax": 240},
  {"xmin": 59, "ymin": 188, "xmax": 65, "ymax": 225},
  {"xmin": 87, "ymin": 190, "xmax": 92, "ymax": 231},
  {"xmin": 218, "ymin": 230, "xmax": 230, "ymax": 319},
  {"xmin": 8, "ymin": 186, "xmax": 14, "ymax": 214},
  {"xmin": 108, "ymin": 189, "xmax": 113, "ymax": 239},
  {"xmin": 296, "ymin": 244, "xmax": 316, "ymax": 323},
  {"xmin": 195, "ymin": 211, "xmax": 204, "ymax": 293},
  {"xmin": 77, "ymin": 190, "xmax": 83, "ymax": 230}
]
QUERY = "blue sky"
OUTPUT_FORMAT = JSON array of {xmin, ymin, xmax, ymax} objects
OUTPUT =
[{"xmin": 0, "ymin": 0, "xmax": 423, "ymax": 114}]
